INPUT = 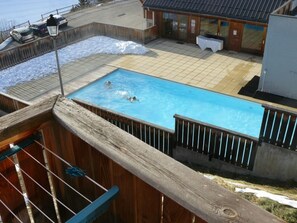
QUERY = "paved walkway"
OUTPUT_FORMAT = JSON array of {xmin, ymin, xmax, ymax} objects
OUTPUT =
[{"xmin": 7, "ymin": 38, "xmax": 263, "ymax": 103}]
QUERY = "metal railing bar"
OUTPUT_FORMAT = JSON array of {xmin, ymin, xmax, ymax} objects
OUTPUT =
[
  {"xmin": 0, "ymin": 199, "xmax": 23, "ymax": 223},
  {"xmin": 34, "ymin": 140, "xmax": 107, "ymax": 192},
  {"xmin": 0, "ymin": 172, "xmax": 55, "ymax": 223},
  {"xmin": 289, "ymin": 119, "xmax": 297, "ymax": 147},
  {"xmin": 269, "ymin": 111, "xmax": 277, "ymax": 140},
  {"xmin": 282, "ymin": 115, "xmax": 291, "ymax": 144},
  {"xmin": 22, "ymin": 149, "xmax": 92, "ymax": 204},
  {"xmin": 276, "ymin": 113, "xmax": 284, "ymax": 142},
  {"xmin": 6, "ymin": 156, "xmax": 76, "ymax": 215}
]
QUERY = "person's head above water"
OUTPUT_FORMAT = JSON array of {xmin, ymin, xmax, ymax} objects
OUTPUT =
[
  {"xmin": 128, "ymin": 96, "xmax": 138, "ymax": 102},
  {"xmin": 104, "ymin": 81, "xmax": 112, "ymax": 88}
]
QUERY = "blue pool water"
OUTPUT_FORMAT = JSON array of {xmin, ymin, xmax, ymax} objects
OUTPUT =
[{"xmin": 68, "ymin": 69, "xmax": 264, "ymax": 138}]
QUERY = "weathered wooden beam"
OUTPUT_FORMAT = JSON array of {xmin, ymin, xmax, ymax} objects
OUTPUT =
[
  {"xmin": 0, "ymin": 95, "xmax": 58, "ymax": 146},
  {"xmin": 53, "ymin": 97, "xmax": 283, "ymax": 223},
  {"xmin": 0, "ymin": 130, "xmax": 34, "ymax": 149}
]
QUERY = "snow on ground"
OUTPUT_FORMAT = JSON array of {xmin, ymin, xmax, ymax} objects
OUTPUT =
[
  {"xmin": 203, "ymin": 174, "xmax": 297, "ymax": 209},
  {"xmin": 0, "ymin": 36, "xmax": 149, "ymax": 92},
  {"xmin": 235, "ymin": 187, "xmax": 297, "ymax": 209}
]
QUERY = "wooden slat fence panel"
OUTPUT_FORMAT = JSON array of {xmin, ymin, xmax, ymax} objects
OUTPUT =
[
  {"xmin": 175, "ymin": 114, "xmax": 258, "ymax": 170},
  {"xmin": 41, "ymin": 122, "xmax": 164, "ymax": 223},
  {"xmin": 143, "ymin": 25, "xmax": 158, "ymax": 43},
  {"xmin": 0, "ymin": 92, "xmax": 29, "ymax": 113},
  {"xmin": 0, "ymin": 22, "xmax": 158, "ymax": 70},
  {"xmin": 17, "ymin": 143, "xmax": 57, "ymax": 222},
  {"xmin": 163, "ymin": 196, "xmax": 206, "ymax": 223},
  {"xmin": 135, "ymin": 177, "xmax": 161, "ymax": 223},
  {"xmin": 73, "ymin": 99, "xmax": 174, "ymax": 156},
  {"xmin": 259, "ymin": 104, "xmax": 297, "ymax": 151},
  {"xmin": 0, "ymin": 151, "xmax": 30, "ymax": 223},
  {"xmin": 41, "ymin": 121, "xmax": 209, "ymax": 223}
]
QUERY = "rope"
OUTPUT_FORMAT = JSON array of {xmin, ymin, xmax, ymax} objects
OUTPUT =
[
  {"xmin": 21, "ymin": 149, "xmax": 92, "ymax": 204},
  {"xmin": 6, "ymin": 156, "xmax": 76, "ymax": 215},
  {"xmin": 34, "ymin": 140, "xmax": 108, "ymax": 192},
  {"xmin": 0, "ymin": 172, "xmax": 55, "ymax": 223},
  {"xmin": 0, "ymin": 199, "xmax": 23, "ymax": 223}
]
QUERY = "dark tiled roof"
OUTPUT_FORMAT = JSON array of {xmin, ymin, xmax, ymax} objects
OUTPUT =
[{"xmin": 143, "ymin": 0, "xmax": 288, "ymax": 23}]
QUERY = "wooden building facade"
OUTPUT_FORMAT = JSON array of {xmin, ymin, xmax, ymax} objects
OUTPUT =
[{"xmin": 143, "ymin": 0, "xmax": 291, "ymax": 54}]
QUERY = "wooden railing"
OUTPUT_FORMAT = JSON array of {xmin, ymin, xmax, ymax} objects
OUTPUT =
[
  {"xmin": 94, "ymin": 23, "xmax": 157, "ymax": 44},
  {"xmin": 0, "ymin": 23, "xmax": 157, "ymax": 70},
  {"xmin": 73, "ymin": 99, "xmax": 174, "ymax": 156},
  {"xmin": 40, "ymin": 5, "xmax": 76, "ymax": 20},
  {"xmin": 0, "ymin": 92, "xmax": 29, "ymax": 113},
  {"xmin": 259, "ymin": 104, "xmax": 297, "ymax": 151},
  {"xmin": 175, "ymin": 115, "xmax": 258, "ymax": 170},
  {"xmin": 0, "ymin": 23, "xmax": 97, "ymax": 70}
]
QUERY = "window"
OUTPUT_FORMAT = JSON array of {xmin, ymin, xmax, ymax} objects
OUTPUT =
[
  {"xmin": 241, "ymin": 24, "xmax": 264, "ymax": 50},
  {"xmin": 219, "ymin": 21, "xmax": 229, "ymax": 38},
  {"xmin": 200, "ymin": 18, "xmax": 218, "ymax": 36},
  {"xmin": 163, "ymin": 12, "xmax": 178, "ymax": 36},
  {"xmin": 162, "ymin": 13, "xmax": 188, "ymax": 40},
  {"xmin": 190, "ymin": 19, "xmax": 196, "ymax": 34}
]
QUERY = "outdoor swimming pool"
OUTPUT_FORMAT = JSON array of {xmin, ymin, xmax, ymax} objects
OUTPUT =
[{"xmin": 68, "ymin": 69, "xmax": 264, "ymax": 138}]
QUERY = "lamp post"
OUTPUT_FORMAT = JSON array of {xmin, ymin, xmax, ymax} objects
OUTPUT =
[{"xmin": 46, "ymin": 14, "xmax": 64, "ymax": 96}]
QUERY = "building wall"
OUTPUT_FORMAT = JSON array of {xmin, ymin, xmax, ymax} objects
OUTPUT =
[
  {"xmin": 174, "ymin": 142, "xmax": 297, "ymax": 182},
  {"xmin": 259, "ymin": 14, "xmax": 297, "ymax": 100},
  {"xmin": 253, "ymin": 143, "xmax": 297, "ymax": 181},
  {"xmin": 147, "ymin": 9, "xmax": 266, "ymax": 54}
]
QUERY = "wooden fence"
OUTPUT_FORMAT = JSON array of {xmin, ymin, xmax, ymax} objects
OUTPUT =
[
  {"xmin": 73, "ymin": 99, "xmax": 259, "ymax": 170},
  {"xmin": 0, "ymin": 23, "xmax": 157, "ymax": 70},
  {"xmin": 0, "ymin": 92, "xmax": 29, "ymax": 113},
  {"xmin": 259, "ymin": 104, "xmax": 297, "ymax": 151},
  {"xmin": 73, "ymin": 99, "xmax": 174, "ymax": 156},
  {"xmin": 174, "ymin": 115, "xmax": 258, "ymax": 170}
]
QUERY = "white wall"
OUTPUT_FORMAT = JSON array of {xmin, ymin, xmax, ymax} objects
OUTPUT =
[{"xmin": 258, "ymin": 15, "xmax": 297, "ymax": 100}]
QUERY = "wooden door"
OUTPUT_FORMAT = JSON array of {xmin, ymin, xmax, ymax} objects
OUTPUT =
[
  {"xmin": 228, "ymin": 22, "xmax": 243, "ymax": 52},
  {"xmin": 188, "ymin": 16, "xmax": 200, "ymax": 43},
  {"xmin": 178, "ymin": 15, "xmax": 188, "ymax": 41}
]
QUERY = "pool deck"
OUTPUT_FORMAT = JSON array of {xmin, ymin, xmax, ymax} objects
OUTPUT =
[
  {"xmin": 4, "ymin": 0, "xmax": 265, "ymax": 105},
  {"xmin": 6, "ymin": 38, "xmax": 263, "ymax": 104}
]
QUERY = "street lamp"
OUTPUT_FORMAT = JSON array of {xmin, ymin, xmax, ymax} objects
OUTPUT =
[{"xmin": 47, "ymin": 14, "xmax": 64, "ymax": 96}]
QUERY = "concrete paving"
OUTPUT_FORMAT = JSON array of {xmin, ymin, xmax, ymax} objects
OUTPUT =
[
  {"xmin": 5, "ymin": 0, "xmax": 264, "ymax": 105},
  {"xmin": 7, "ymin": 38, "xmax": 263, "ymax": 103},
  {"xmin": 66, "ymin": 0, "xmax": 147, "ymax": 30}
]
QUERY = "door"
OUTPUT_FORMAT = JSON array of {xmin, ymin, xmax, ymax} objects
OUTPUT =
[
  {"xmin": 188, "ymin": 16, "xmax": 200, "ymax": 43},
  {"xmin": 178, "ymin": 15, "xmax": 188, "ymax": 41},
  {"xmin": 228, "ymin": 22, "xmax": 243, "ymax": 52}
]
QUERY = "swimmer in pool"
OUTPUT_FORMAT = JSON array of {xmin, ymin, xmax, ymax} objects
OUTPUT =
[
  {"xmin": 128, "ymin": 96, "xmax": 138, "ymax": 102},
  {"xmin": 104, "ymin": 81, "xmax": 112, "ymax": 88}
]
